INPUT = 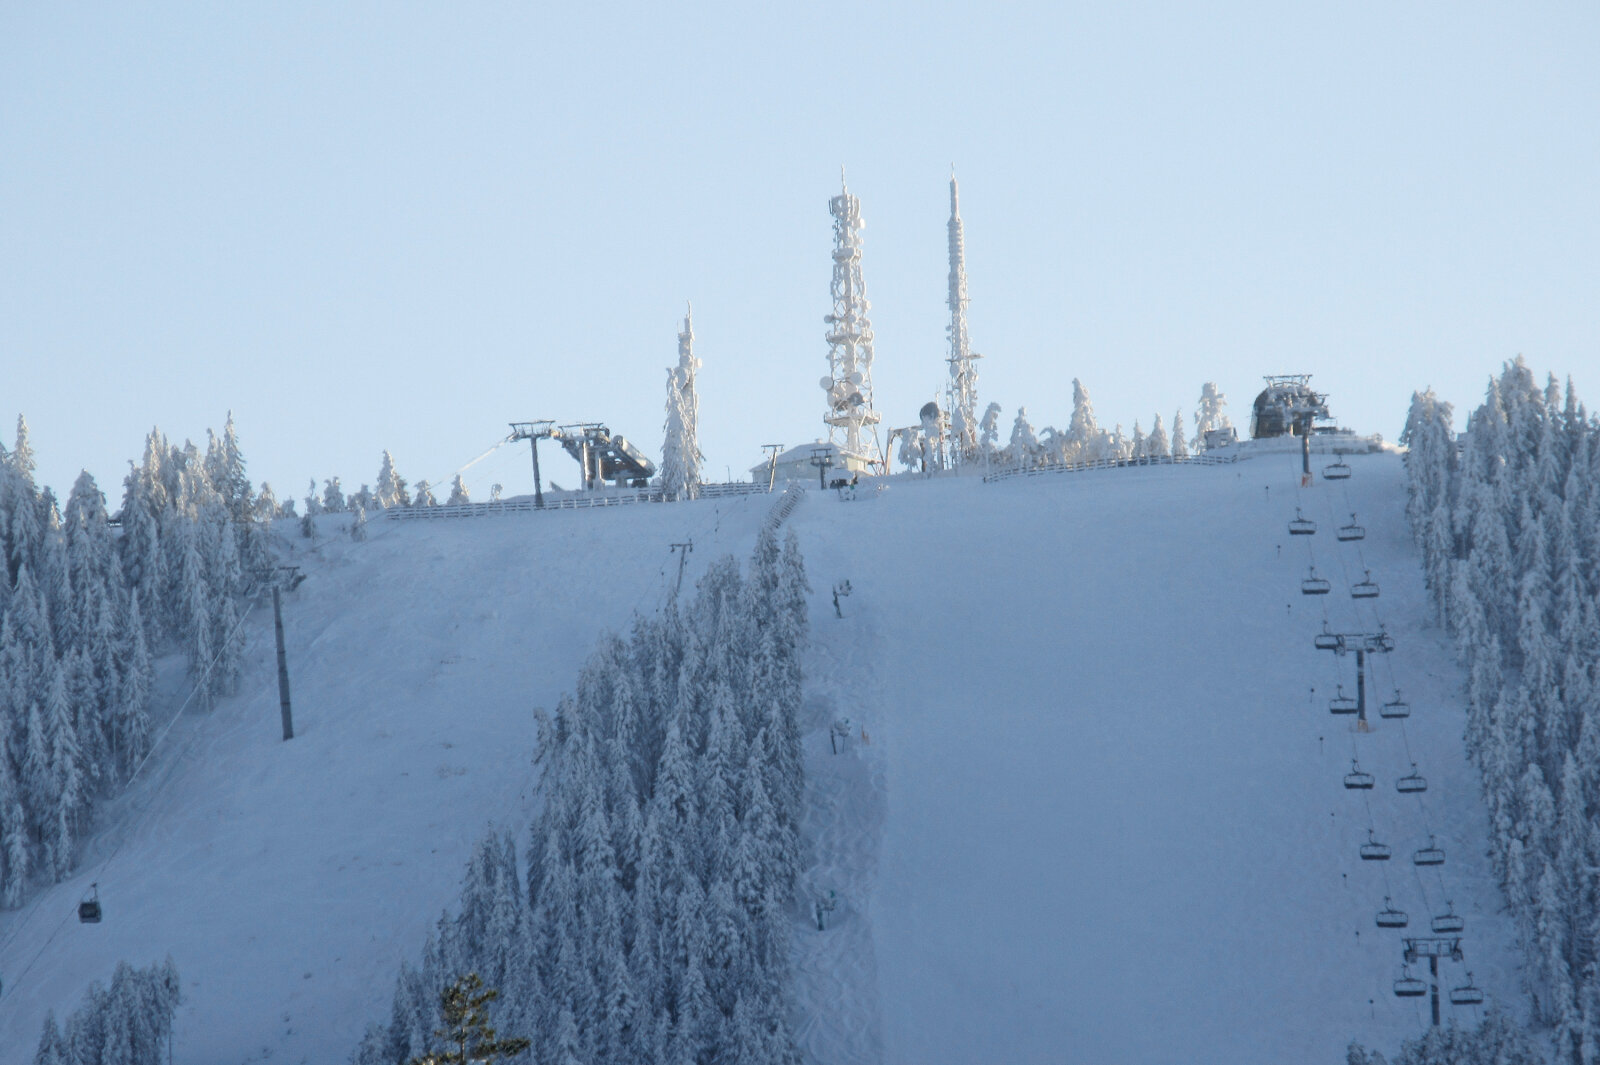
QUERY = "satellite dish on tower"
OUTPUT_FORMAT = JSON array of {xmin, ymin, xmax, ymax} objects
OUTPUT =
[{"xmin": 820, "ymin": 376, "xmax": 835, "ymax": 390}]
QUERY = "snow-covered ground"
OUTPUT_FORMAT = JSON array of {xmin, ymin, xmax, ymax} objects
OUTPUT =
[{"xmin": 0, "ymin": 450, "xmax": 1527, "ymax": 1063}]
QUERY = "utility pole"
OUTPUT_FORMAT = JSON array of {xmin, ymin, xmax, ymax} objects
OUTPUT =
[
  {"xmin": 762, "ymin": 444, "xmax": 784, "ymax": 491},
  {"xmin": 669, "ymin": 540, "xmax": 693, "ymax": 597},
  {"xmin": 272, "ymin": 586, "xmax": 293, "ymax": 741}
]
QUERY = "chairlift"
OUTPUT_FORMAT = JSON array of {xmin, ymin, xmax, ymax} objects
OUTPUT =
[
  {"xmin": 1323, "ymin": 460, "xmax": 1353, "ymax": 481},
  {"xmin": 1314, "ymin": 625, "xmax": 1341, "ymax": 651},
  {"xmin": 1351, "ymin": 571, "xmax": 1380, "ymax": 599},
  {"xmin": 1431, "ymin": 903, "xmax": 1465, "ymax": 935},
  {"xmin": 1396, "ymin": 764, "xmax": 1428, "ymax": 794},
  {"xmin": 1288, "ymin": 508, "xmax": 1317, "ymax": 536},
  {"xmin": 1380, "ymin": 690, "xmax": 1411, "ymax": 719},
  {"xmin": 1337, "ymin": 514, "xmax": 1366, "ymax": 542},
  {"xmin": 1329, "ymin": 684, "xmax": 1359, "ymax": 715},
  {"xmin": 1394, "ymin": 966, "xmax": 1427, "ymax": 998},
  {"xmin": 1301, "ymin": 568, "xmax": 1332, "ymax": 596},
  {"xmin": 78, "ymin": 883, "xmax": 102, "ymax": 924},
  {"xmin": 1376, "ymin": 896, "xmax": 1409, "ymax": 929},
  {"xmin": 1450, "ymin": 973, "xmax": 1485, "ymax": 1006},
  {"xmin": 1360, "ymin": 830, "xmax": 1392, "ymax": 861},
  {"xmin": 1343, "ymin": 760, "xmax": 1375, "ymax": 790},
  {"xmin": 1413, "ymin": 835, "xmax": 1446, "ymax": 866}
]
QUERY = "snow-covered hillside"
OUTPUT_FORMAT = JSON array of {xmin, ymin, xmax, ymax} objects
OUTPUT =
[{"xmin": 0, "ymin": 451, "xmax": 1528, "ymax": 1064}]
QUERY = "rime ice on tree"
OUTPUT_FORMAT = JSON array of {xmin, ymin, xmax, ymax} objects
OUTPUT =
[
  {"xmin": 660, "ymin": 303, "xmax": 702, "ymax": 501},
  {"xmin": 821, "ymin": 174, "xmax": 883, "ymax": 467},
  {"xmin": 946, "ymin": 174, "xmax": 982, "ymax": 466}
]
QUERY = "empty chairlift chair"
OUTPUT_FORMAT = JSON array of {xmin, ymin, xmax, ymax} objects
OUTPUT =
[
  {"xmin": 78, "ymin": 883, "xmax": 101, "ymax": 924},
  {"xmin": 1315, "ymin": 625, "xmax": 1342, "ymax": 651},
  {"xmin": 1431, "ymin": 903, "xmax": 1465, "ymax": 935},
  {"xmin": 1344, "ymin": 759, "xmax": 1375, "ymax": 790},
  {"xmin": 1394, "ymin": 966, "xmax": 1428, "ymax": 998},
  {"xmin": 1337, "ymin": 514, "xmax": 1366, "ymax": 542},
  {"xmin": 1323, "ymin": 459, "xmax": 1353, "ymax": 480},
  {"xmin": 1380, "ymin": 690, "xmax": 1411, "ymax": 719},
  {"xmin": 1376, "ymin": 896, "xmax": 1409, "ymax": 929},
  {"xmin": 1351, "ymin": 570, "xmax": 1380, "ymax": 599},
  {"xmin": 1396, "ymin": 764, "xmax": 1428, "ymax": 794},
  {"xmin": 1301, "ymin": 567, "xmax": 1332, "ymax": 596},
  {"xmin": 1288, "ymin": 508, "xmax": 1317, "ymax": 536},
  {"xmin": 1329, "ymin": 684, "xmax": 1359, "ymax": 715},
  {"xmin": 1450, "ymin": 973, "xmax": 1485, "ymax": 1006},
  {"xmin": 1413, "ymin": 835, "xmax": 1446, "ymax": 867},
  {"xmin": 1361, "ymin": 830, "xmax": 1392, "ymax": 861}
]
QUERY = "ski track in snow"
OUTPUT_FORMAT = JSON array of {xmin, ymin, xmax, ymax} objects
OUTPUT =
[{"xmin": 0, "ymin": 454, "xmax": 1532, "ymax": 1063}]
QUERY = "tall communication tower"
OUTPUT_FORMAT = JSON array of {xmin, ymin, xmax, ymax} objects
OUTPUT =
[
  {"xmin": 945, "ymin": 173, "xmax": 981, "ymax": 464},
  {"xmin": 821, "ymin": 173, "xmax": 883, "ymax": 465}
]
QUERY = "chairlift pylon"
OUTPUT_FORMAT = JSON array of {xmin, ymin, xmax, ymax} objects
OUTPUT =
[
  {"xmin": 1431, "ymin": 903, "xmax": 1465, "ymax": 935},
  {"xmin": 1343, "ymin": 759, "xmax": 1375, "ymax": 790},
  {"xmin": 1360, "ymin": 830, "xmax": 1392, "ymax": 861},
  {"xmin": 1380, "ymin": 690, "xmax": 1410, "ymax": 719},
  {"xmin": 1376, "ymin": 896, "xmax": 1409, "ymax": 929},
  {"xmin": 1394, "ymin": 966, "xmax": 1427, "ymax": 998},
  {"xmin": 1329, "ymin": 684, "xmax": 1359, "ymax": 715},
  {"xmin": 1450, "ymin": 972, "xmax": 1485, "ymax": 1006},
  {"xmin": 78, "ymin": 883, "xmax": 102, "ymax": 924},
  {"xmin": 1288, "ymin": 508, "xmax": 1317, "ymax": 536},
  {"xmin": 1323, "ymin": 460, "xmax": 1352, "ymax": 481},
  {"xmin": 1413, "ymin": 835, "xmax": 1446, "ymax": 867},
  {"xmin": 1351, "ymin": 570, "xmax": 1380, "ymax": 599},
  {"xmin": 1396, "ymin": 764, "xmax": 1428, "ymax": 794},
  {"xmin": 1337, "ymin": 514, "xmax": 1366, "ymax": 542},
  {"xmin": 1301, "ymin": 567, "xmax": 1332, "ymax": 596}
]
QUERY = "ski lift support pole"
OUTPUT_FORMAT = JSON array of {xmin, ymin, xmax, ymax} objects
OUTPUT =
[
  {"xmin": 670, "ymin": 540, "xmax": 693, "ymax": 597},
  {"xmin": 762, "ymin": 444, "xmax": 784, "ymax": 491},
  {"xmin": 509, "ymin": 421, "xmax": 556, "ymax": 508},
  {"xmin": 273, "ymin": 585, "xmax": 293, "ymax": 741},
  {"xmin": 1404, "ymin": 937, "xmax": 1463, "ymax": 1027},
  {"xmin": 809, "ymin": 447, "xmax": 834, "ymax": 490}
]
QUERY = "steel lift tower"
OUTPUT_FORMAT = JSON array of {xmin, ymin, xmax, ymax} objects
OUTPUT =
[
  {"xmin": 821, "ymin": 172, "xmax": 884, "ymax": 468},
  {"xmin": 946, "ymin": 173, "xmax": 981, "ymax": 465}
]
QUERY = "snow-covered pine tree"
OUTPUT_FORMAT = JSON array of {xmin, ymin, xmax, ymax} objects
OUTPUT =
[
  {"xmin": 1147, "ymin": 414, "xmax": 1169, "ymax": 459},
  {"xmin": 323, "ymin": 477, "xmax": 346, "ymax": 514},
  {"xmin": 1007, "ymin": 408, "xmax": 1039, "ymax": 468},
  {"xmin": 1193, "ymin": 381, "xmax": 1231, "ymax": 449},
  {"xmin": 447, "ymin": 475, "xmax": 470, "ymax": 506},
  {"xmin": 377, "ymin": 452, "xmax": 410, "ymax": 509},
  {"xmin": 1170, "ymin": 409, "xmax": 1188, "ymax": 459}
]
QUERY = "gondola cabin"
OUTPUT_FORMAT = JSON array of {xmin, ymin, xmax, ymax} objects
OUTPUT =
[{"xmin": 78, "ymin": 883, "xmax": 101, "ymax": 924}]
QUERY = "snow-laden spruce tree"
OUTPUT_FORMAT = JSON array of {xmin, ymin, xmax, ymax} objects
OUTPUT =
[
  {"xmin": 1170, "ymin": 409, "xmax": 1189, "ymax": 459},
  {"xmin": 1193, "ymin": 382, "xmax": 1231, "ymax": 449},
  {"xmin": 1067, "ymin": 379, "xmax": 1100, "ymax": 461},
  {"xmin": 377, "ymin": 451, "xmax": 409, "ymax": 509},
  {"xmin": 33, "ymin": 956, "xmax": 180, "ymax": 1065},
  {"xmin": 659, "ymin": 306, "xmax": 703, "ymax": 501},
  {"xmin": 1147, "ymin": 414, "xmax": 1169, "ymax": 459},
  {"xmin": 447, "ymin": 475, "xmax": 470, "ymax": 506},
  {"xmin": 1007, "ymin": 407, "xmax": 1039, "ymax": 468}
]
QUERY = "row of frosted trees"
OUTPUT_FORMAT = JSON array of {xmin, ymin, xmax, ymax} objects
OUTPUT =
[
  {"xmin": 356, "ymin": 525, "xmax": 810, "ymax": 1065},
  {"xmin": 0, "ymin": 415, "xmax": 262, "ymax": 907},
  {"xmin": 32, "ymin": 957, "xmax": 181, "ymax": 1065},
  {"xmin": 1402, "ymin": 359, "xmax": 1600, "ymax": 1062},
  {"xmin": 903, "ymin": 379, "xmax": 1233, "ymax": 473}
]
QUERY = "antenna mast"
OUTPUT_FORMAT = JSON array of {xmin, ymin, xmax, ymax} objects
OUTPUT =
[
  {"xmin": 822, "ymin": 173, "xmax": 883, "ymax": 465},
  {"xmin": 946, "ymin": 172, "xmax": 981, "ymax": 465}
]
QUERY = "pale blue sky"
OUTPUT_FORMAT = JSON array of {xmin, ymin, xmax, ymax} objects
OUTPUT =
[{"xmin": 4, "ymin": 3, "xmax": 1597, "ymax": 501}]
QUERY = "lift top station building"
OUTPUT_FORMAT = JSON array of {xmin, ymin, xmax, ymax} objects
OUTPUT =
[
  {"xmin": 1250, "ymin": 374, "xmax": 1333, "ymax": 439},
  {"xmin": 750, "ymin": 441, "xmax": 877, "ymax": 488}
]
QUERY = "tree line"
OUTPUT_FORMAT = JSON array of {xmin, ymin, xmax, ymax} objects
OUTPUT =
[{"xmin": 356, "ymin": 525, "xmax": 811, "ymax": 1065}]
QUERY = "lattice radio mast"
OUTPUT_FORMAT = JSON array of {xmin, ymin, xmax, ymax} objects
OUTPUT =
[
  {"xmin": 821, "ymin": 171, "xmax": 883, "ymax": 466},
  {"xmin": 946, "ymin": 172, "xmax": 981, "ymax": 465}
]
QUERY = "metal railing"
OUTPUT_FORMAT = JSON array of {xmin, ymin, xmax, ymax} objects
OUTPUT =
[
  {"xmin": 982, "ymin": 451, "xmax": 1240, "ymax": 484},
  {"xmin": 382, "ymin": 480, "xmax": 772, "ymax": 520}
]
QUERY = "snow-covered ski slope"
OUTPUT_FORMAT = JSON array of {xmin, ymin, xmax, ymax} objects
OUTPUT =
[{"xmin": 0, "ymin": 450, "xmax": 1527, "ymax": 1063}]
